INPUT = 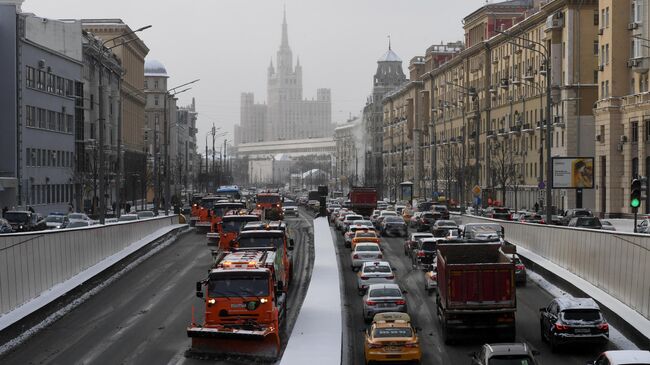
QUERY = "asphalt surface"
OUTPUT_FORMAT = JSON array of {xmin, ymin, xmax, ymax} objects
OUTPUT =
[
  {"xmin": 333, "ymin": 223, "xmax": 621, "ymax": 365},
  {"xmin": 0, "ymin": 210, "xmax": 314, "ymax": 365}
]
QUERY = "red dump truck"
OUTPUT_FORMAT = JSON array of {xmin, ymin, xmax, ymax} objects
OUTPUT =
[
  {"xmin": 349, "ymin": 187, "xmax": 377, "ymax": 218},
  {"xmin": 435, "ymin": 242, "xmax": 516, "ymax": 344}
]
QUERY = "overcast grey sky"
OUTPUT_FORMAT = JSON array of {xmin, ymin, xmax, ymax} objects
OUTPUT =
[{"xmin": 23, "ymin": 0, "xmax": 486, "ymax": 150}]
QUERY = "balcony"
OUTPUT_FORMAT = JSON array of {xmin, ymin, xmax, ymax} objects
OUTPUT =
[
  {"xmin": 509, "ymin": 125, "xmax": 521, "ymax": 135},
  {"xmin": 522, "ymin": 123, "xmax": 534, "ymax": 134},
  {"xmin": 623, "ymin": 92, "xmax": 650, "ymax": 107},
  {"xmin": 595, "ymin": 97, "xmax": 623, "ymax": 110},
  {"xmin": 553, "ymin": 116, "xmax": 565, "ymax": 128},
  {"xmin": 486, "ymin": 130, "xmax": 496, "ymax": 139}
]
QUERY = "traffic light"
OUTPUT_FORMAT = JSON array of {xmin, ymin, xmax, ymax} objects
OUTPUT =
[{"xmin": 631, "ymin": 178, "xmax": 642, "ymax": 212}]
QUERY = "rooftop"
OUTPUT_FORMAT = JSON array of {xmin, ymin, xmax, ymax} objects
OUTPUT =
[{"xmin": 144, "ymin": 59, "xmax": 168, "ymax": 77}]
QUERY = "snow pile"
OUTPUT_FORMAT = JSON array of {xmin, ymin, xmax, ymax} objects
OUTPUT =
[{"xmin": 281, "ymin": 217, "xmax": 341, "ymax": 365}]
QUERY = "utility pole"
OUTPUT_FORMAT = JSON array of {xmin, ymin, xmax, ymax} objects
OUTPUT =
[
  {"xmin": 163, "ymin": 94, "xmax": 170, "ymax": 215},
  {"xmin": 212, "ymin": 124, "xmax": 216, "ymax": 187},
  {"xmin": 115, "ymin": 95, "xmax": 122, "ymax": 218}
]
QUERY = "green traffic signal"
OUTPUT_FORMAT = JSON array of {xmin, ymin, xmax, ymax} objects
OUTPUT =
[
  {"xmin": 631, "ymin": 179, "xmax": 642, "ymax": 210},
  {"xmin": 631, "ymin": 197, "xmax": 641, "ymax": 208}
]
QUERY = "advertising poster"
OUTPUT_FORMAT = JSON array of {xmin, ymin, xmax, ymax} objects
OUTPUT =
[{"xmin": 552, "ymin": 157, "xmax": 594, "ymax": 189}]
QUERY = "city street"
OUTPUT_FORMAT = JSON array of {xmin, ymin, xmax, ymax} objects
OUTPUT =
[
  {"xmin": 0, "ymin": 211, "xmax": 314, "ymax": 365},
  {"xmin": 333, "ymin": 224, "xmax": 623, "ymax": 365}
]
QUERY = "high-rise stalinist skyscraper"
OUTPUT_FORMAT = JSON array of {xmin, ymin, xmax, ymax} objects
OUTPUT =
[{"xmin": 236, "ymin": 9, "xmax": 333, "ymax": 145}]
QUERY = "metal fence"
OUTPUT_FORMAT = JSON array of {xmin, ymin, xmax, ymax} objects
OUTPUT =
[
  {"xmin": 0, "ymin": 215, "xmax": 179, "ymax": 315},
  {"xmin": 457, "ymin": 215, "xmax": 650, "ymax": 320}
]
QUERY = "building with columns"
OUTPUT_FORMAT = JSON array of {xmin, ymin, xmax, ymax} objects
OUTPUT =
[
  {"xmin": 235, "ymin": 10, "xmax": 333, "ymax": 145},
  {"xmin": 594, "ymin": 0, "xmax": 650, "ymax": 217}
]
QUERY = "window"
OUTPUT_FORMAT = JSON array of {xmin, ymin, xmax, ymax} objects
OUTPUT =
[
  {"xmin": 154, "ymin": 80, "xmax": 159, "ymax": 89},
  {"xmin": 66, "ymin": 114, "xmax": 73, "ymax": 133},
  {"xmin": 47, "ymin": 73, "xmax": 55, "ymax": 93},
  {"xmin": 594, "ymin": 70, "xmax": 598, "ymax": 84},
  {"xmin": 56, "ymin": 76, "xmax": 64, "ymax": 95},
  {"xmin": 66, "ymin": 80, "xmax": 74, "ymax": 97},
  {"xmin": 26, "ymin": 66, "xmax": 35, "ymax": 88},
  {"xmin": 26, "ymin": 148, "xmax": 31, "ymax": 167},
  {"xmin": 605, "ymin": 7, "xmax": 610, "ymax": 28},
  {"xmin": 48, "ymin": 110, "xmax": 56, "ymax": 130},
  {"xmin": 645, "ymin": 120, "xmax": 650, "ymax": 141},
  {"xmin": 90, "ymin": 94, "xmax": 94, "ymax": 110},
  {"xmin": 144, "ymin": 80, "xmax": 148, "ymax": 89},
  {"xmin": 605, "ymin": 44, "xmax": 610, "ymax": 64},
  {"xmin": 154, "ymin": 96, "xmax": 159, "ymax": 106},
  {"xmin": 632, "ymin": 121, "xmax": 639, "ymax": 142},
  {"xmin": 601, "ymin": 45, "xmax": 605, "ymax": 66},
  {"xmin": 634, "ymin": 1, "xmax": 642, "ymax": 24},
  {"xmin": 26, "ymin": 105, "xmax": 35, "ymax": 127},
  {"xmin": 606, "ymin": 80, "xmax": 610, "ymax": 97},
  {"xmin": 594, "ymin": 40, "xmax": 599, "ymax": 55},
  {"xmin": 633, "ymin": 38, "xmax": 642, "ymax": 59},
  {"xmin": 594, "ymin": 9, "xmax": 599, "ymax": 26},
  {"xmin": 37, "ymin": 70, "xmax": 46, "ymax": 90},
  {"xmin": 57, "ymin": 112, "xmax": 64, "ymax": 131}
]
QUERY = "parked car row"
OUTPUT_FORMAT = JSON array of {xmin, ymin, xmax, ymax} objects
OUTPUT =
[{"xmin": 0, "ymin": 210, "xmax": 159, "ymax": 234}]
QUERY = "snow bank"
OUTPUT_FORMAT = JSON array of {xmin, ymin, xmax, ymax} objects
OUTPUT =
[{"xmin": 281, "ymin": 217, "xmax": 341, "ymax": 365}]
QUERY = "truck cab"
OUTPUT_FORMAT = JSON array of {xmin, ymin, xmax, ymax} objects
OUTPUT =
[
  {"xmin": 209, "ymin": 214, "xmax": 260, "ymax": 248},
  {"xmin": 189, "ymin": 250, "xmax": 285, "ymax": 359},
  {"xmin": 233, "ymin": 229, "xmax": 293, "ymax": 291},
  {"xmin": 206, "ymin": 202, "xmax": 246, "ymax": 242},
  {"xmin": 256, "ymin": 192, "xmax": 284, "ymax": 220}
]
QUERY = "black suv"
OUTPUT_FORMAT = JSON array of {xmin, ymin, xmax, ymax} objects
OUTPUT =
[
  {"xmin": 471, "ymin": 342, "xmax": 539, "ymax": 365},
  {"xmin": 4, "ymin": 211, "xmax": 44, "ymax": 232},
  {"xmin": 539, "ymin": 297, "xmax": 609, "ymax": 351},
  {"xmin": 409, "ymin": 237, "xmax": 437, "ymax": 270}
]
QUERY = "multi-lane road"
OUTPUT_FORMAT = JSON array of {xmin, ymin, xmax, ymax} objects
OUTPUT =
[
  {"xmin": 332, "ymin": 222, "xmax": 626, "ymax": 365},
  {"xmin": 0, "ymin": 210, "xmax": 314, "ymax": 365}
]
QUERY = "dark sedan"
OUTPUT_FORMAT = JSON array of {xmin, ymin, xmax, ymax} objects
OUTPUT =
[
  {"xmin": 414, "ymin": 211, "xmax": 439, "ymax": 232},
  {"xmin": 380, "ymin": 216, "xmax": 407, "ymax": 237}
]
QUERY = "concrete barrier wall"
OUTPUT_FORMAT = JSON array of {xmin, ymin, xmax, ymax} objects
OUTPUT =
[
  {"xmin": 0, "ymin": 215, "xmax": 179, "ymax": 315},
  {"xmin": 457, "ymin": 215, "xmax": 650, "ymax": 320}
]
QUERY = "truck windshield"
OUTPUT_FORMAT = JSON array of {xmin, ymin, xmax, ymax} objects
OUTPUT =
[
  {"xmin": 222, "ymin": 220, "xmax": 249, "ymax": 233},
  {"xmin": 257, "ymin": 196, "xmax": 281, "ymax": 204},
  {"xmin": 208, "ymin": 274, "xmax": 269, "ymax": 297},
  {"xmin": 237, "ymin": 236, "xmax": 282, "ymax": 250},
  {"xmin": 4, "ymin": 212, "xmax": 28, "ymax": 223}
]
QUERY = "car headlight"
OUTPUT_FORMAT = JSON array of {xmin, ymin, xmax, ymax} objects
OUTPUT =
[{"xmin": 55, "ymin": 225, "xmax": 60, "ymax": 229}]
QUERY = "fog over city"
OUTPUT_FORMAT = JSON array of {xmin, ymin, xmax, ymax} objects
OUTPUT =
[{"xmin": 23, "ymin": 0, "xmax": 481, "ymax": 149}]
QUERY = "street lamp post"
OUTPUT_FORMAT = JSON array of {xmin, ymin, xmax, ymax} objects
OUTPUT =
[{"xmin": 498, "ymin": 30, "xmax": 553, "ymax": 224}]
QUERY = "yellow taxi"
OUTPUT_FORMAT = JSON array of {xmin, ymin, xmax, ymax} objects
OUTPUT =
[
  {"xmin": 351, "ymin": 230, "xmax": 380, "ymax": 250},
  {"xmin": 364, "ymin": 312, "xmax": 421, "ymax": 364}
]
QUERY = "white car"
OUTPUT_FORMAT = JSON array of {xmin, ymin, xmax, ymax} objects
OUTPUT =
[
  {"xmin": 589, "ymin": 350, "xmax": 650, "ymax": 365},
  {"xmin": 351, "ymin": 242, "xmax": 383, "ymax": 270},
  {"xmin": 340, "ymin": 213, "xmax": 363, "ymax": 232},
  {"xmin": 357, "ymin": 261, "xmax": 395, "ymax": 295},
  {"xmin": 283, "ymin": 204, "xmax": 298, "ymax": 217}
]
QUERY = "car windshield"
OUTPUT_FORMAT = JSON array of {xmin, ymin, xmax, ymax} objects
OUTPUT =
[
  {"xmin": 345, "ymin": 215, "xmax": 362, "ymax": 221},
  {"xmin": 208, "ymin": 274, "xmax": 269, "ymax": 297},
  {"xmin": 562, "ymin": 309, "xmax": 601, "ymax": 322},
  {"xmin": 577, "ymin": 218, "xmax": 600, "ymax": 227},
  {"xmin": 356, "ymin": 232, "xmax": 376, "ymax": 238},
  {"xmin": 67, "ymin": 221, "xmax": 89, "ymax": 228},
  {"xmin": 382, "ymin": 212, "xmax": 397, "ymax": 216},
  {"xmin": 68, "ymin": 213, "xmax": 86, "ymax": 220},
  {"xmin": 574, "ymin": 210, "xmax": 592, "ymax": 217},
  {"xmin": 363, "ymin": 265, "xmax": 391, "ymax": 273},
  {"xmin": 494, "ymin": 208, "xmax": 510, "ymax": 213},
  {"xmin": 5, "ymin": 212, "xmax": 29, "ymax": 222},
  {"xmin": 488, "ymin": 356, "xmax": 534, "ymax": 365},
  {"xmin": 436, "ymin": 220, "xmax": 456, "ymax": 227},
  {"xmin": 45, "ymin": 216, "xmax": 65, "ymax": 223},
  {"xmin": 384, "ymin": 217, "xmax": 404, "ymax": 223},
  {"xmin": 373, "ymin": 328, "xmax": 412, "ymax": 338},
  {"xmin": 237, "ymin": 236, "xmax": 282, "ymax": 249},
  {"xmin": 369, "ymin": 288, "xmax": 401, "ymax": 297},
  {"xmin": 356, "ymin": 245, "xmax": 379, "ymax": 252},
  {"xmin": 421, "ymin": 241, "xmax": 436, "ymax": 251},
  {"xmin": 434, "ymin": 206, "xmax": 448, "ymax": 212},
  {"xmin": 422, "ymin": 213, "xmax": 435, "ymax": 219}
]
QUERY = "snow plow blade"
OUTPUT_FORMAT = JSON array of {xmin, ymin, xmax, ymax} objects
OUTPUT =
[{"xmin": 187, "ymin": 326, "xmax": 280, "ymax": 360}]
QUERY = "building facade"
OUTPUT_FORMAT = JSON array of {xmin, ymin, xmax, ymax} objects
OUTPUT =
[
  {"xmin": 381, "ymin": 0, "xmax": 598, "ymax": 212},
  {"xmin": 334, "ymin": 117, "xmax": 363, "ymax": 193},
  {"xmin": 0, "ymin": 4, "xmax": 82, "ymax": 214},
  {"xmin": 81, "ymin": 19, "xmax": 149, "ymax": 206},
  {"xmin": 363, "ymin": 45, "xmax": 408, "ymax": 194},
  {"xmin": 236, "ymin": 10, "xmax": 333, "ymax": 145},
  {"xmin": 78, "ymin": 30, "xmax": 123, "ymax": 213},
  {"xmin": 594, "ymin": 0, "xmax": 650, "ymax": 216},
  {"xmin": 175, "ymin": 99, "xmax": 199, "ymax": 196}
]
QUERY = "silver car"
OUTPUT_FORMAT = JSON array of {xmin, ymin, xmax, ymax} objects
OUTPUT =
[
  {"xmin": 351, "ymin": 242, "xmax": 383, "ymax": 270},
  {"xmin": 362, "ymin": 283, "xmax": 407, "ymax": 323},
  {"xmin": 357, "ymin": 261, "xmax": 395, "ymax": 295}
]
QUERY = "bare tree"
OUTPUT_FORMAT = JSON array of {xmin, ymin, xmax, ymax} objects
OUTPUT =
[{"xmin": 491, "ymin": 138, "xmax": 517, "ymax": 206}]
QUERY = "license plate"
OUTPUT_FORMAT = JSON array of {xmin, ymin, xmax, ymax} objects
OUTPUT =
[
  {"xmin": 378, "ymin": 303, "xmax": 392, "ymax": 308},
  {"xmin": 231, "ymin": 304, "xmax": 246, "ymax": 308},
  {"xmin": 575, "ymin": 328, "xmax": 590, "ymax": 334}
]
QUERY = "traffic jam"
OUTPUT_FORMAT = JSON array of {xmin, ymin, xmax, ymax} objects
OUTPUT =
[
  {"xmin": 327, "ymin": 187, "xmax": 642, "ymax": 365},
  {"xmin": 185, "ymin": 186, "xmax": 297, "ymax": 361}
]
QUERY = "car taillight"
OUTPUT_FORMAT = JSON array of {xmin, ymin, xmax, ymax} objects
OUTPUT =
[
  {"xmin": 516, "ymin": 264, "xmax": 525, "ymax": 270},
  {"xmin": 598, "ymin": 323, "xmax": 609, "ymax": 331},
  {"xmin": 366, "ymin": 300, "xmax": 377, "ymax": 305},
  {"xmin": 508, "ymin": 214, "xmax": 513, "ymax": 220},
  {"xmin": 554, "ymin": 323, "xmax": 570, "ymax": 332},
  {"xmin": 540, "ymin": 219, "xmax": 546, "ymax": 224},
  {"xmin": 386, "ymin": 275, "xmax": 394, "ymax": 280},
  {"xmin": 394, "ymin": 299, "xmax": 406, "ymax": 305},
  {"xmin": 417, "ymin": 251, "xmax": 425, "ymax": 257},
  {"xmin": 353, "ymin": 254, "xmax": 359, "ymax": 259},
  {"xmin": 360, "ymin": 276, "xmax": 369, "ymax": 280}
]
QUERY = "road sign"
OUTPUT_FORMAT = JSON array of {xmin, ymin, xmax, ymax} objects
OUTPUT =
[
  {"xmin": 538, "ymin": 181, "xmax": 545, "ymax": 189},
  {"xmin": 472, "ymin": 185, "xmax": 482, "ymax": 196}
]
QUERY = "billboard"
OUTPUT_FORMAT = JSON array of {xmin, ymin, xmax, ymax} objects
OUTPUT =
[{"xmin": 552, "ymin": 157, "xmax": 594, "ymax": 189}]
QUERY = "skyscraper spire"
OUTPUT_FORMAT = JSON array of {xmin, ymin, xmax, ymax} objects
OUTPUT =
[
  {"xmin": 388, "ymin": 35, "xmax": 391, "ymax": 51},
  {"xmin": 281, "ymin": 5, "xmax": 289, "ymax": 49}
]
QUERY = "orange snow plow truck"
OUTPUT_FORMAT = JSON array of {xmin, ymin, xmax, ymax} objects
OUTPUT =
[
  {"xmin": 188, "ymin": 250, "xmax": 287, "ymax": 360},
  {"xmin": 256, "ymin": 192, "xmax": 283, "ymax": 220}
]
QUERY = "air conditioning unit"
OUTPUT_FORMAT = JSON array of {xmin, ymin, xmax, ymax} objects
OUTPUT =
[
  {"xmin": 627, "ymin": 58, "xmax": 641, "ymax": 68},
  {"xmin": 595, "ymin": 134, "xmax": 602, "ymax": 142},
  {"xmin": 620, "ymin": 135, "xmax": 628, "ymax": 143},
  {"xmin": 628, "ymin": 22, "xmax": 639, "ymax": 30},
  {"xmin": 598, "ymin": 28, "xmax": 604, "ymax": 35},
  {"xmin": 38, "ymin": 60, "xmax": 45, "ymax": 68},
  {"xmin": 617, "ymin": 143, "xmax": 624, "ymax": 152}
]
